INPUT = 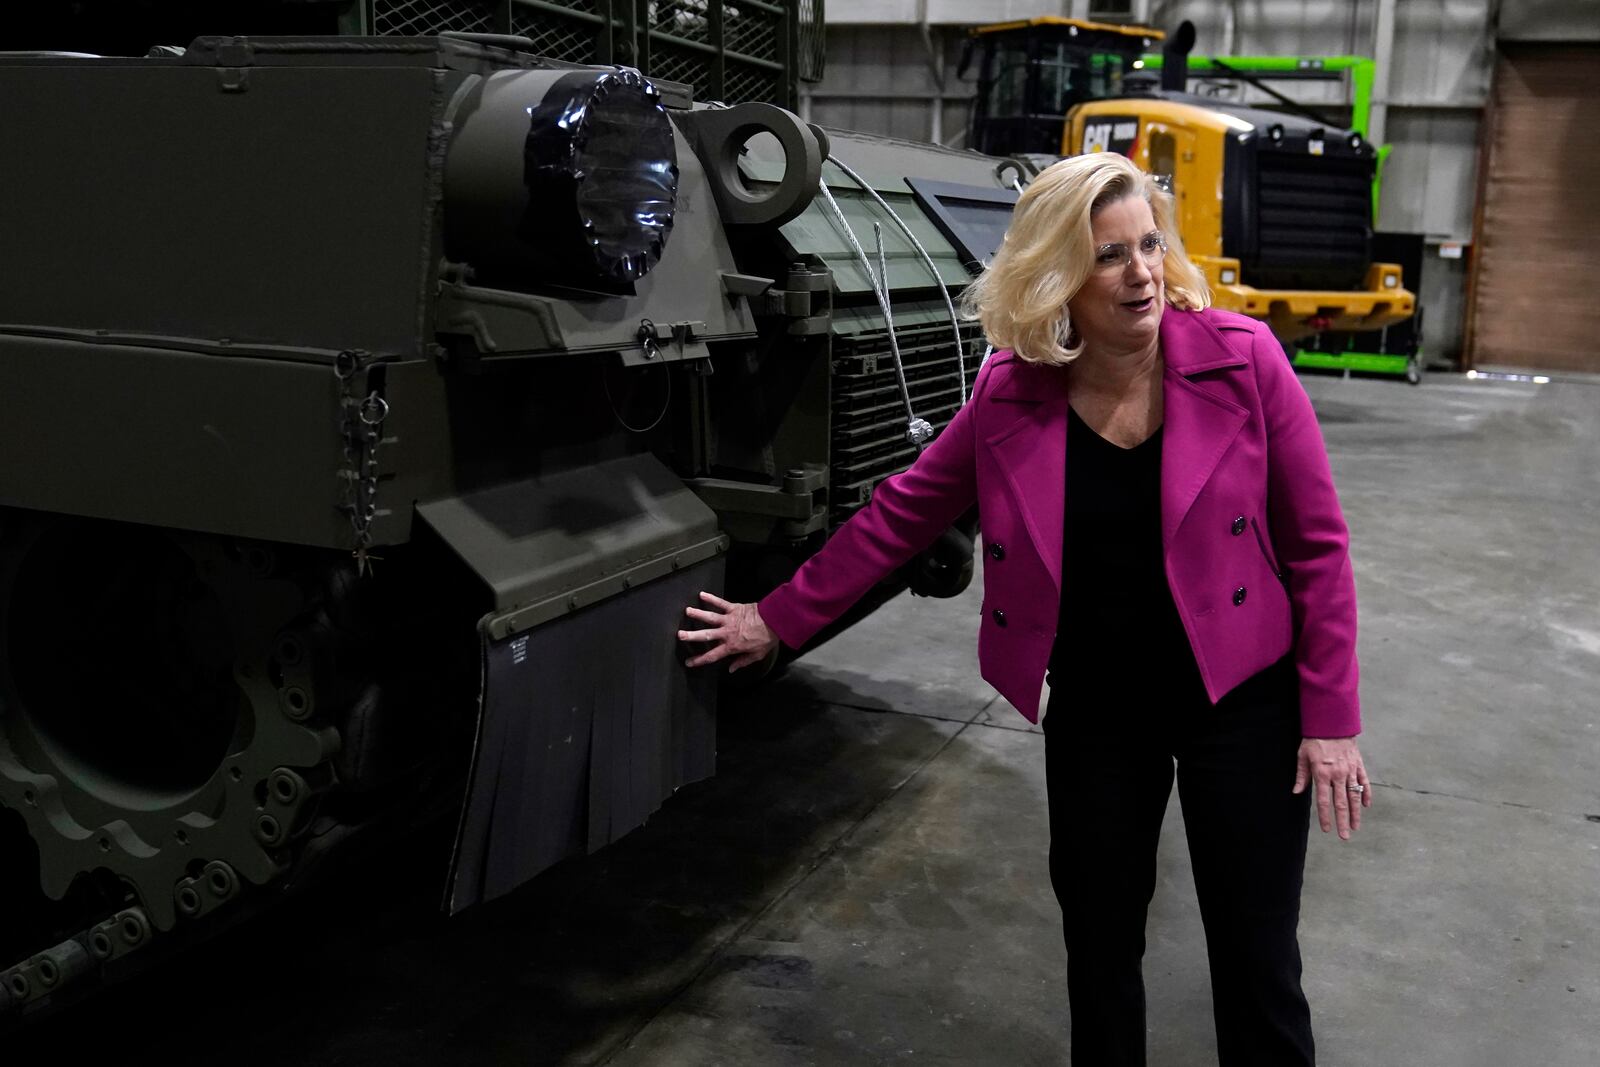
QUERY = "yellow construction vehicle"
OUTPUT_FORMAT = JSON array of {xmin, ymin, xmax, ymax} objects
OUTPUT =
[{"xmin": 961, "ymin": 17, "xmax": 1414, "ymax": 343}]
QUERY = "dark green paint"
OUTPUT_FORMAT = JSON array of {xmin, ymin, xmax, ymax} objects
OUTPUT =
[{"xmin": 0, "ymin": 19, "xmax": 1014, "ymax": 1013}]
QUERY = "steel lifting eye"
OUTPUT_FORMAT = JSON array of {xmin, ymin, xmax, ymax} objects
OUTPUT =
[
  {"xmin": 637, "ymin": 318, "xmax": 662, "ymax": 360},
  {"xmin": 358, "ymin": 394, "xmax": 389, "ymax": 426}
]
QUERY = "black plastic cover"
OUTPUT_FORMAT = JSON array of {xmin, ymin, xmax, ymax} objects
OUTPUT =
[{"xmin": 521, "ymin": 69, "xmax": 678, "ymax": 289}]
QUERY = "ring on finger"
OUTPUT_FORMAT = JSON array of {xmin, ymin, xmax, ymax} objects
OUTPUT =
[{"xmin": 1347, "ymin": 783, "xmax": 1365, "ymax": 794}]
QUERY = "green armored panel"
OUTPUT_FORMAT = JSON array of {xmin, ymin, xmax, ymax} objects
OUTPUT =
[
  {"xmin": 754, "ymin": 129, "xmax": 1014, "ymax": 295},
  {"xmin": 0, "ymin": 40, "xmax": 769, "ymax": 550},
  {"xmin": 0, "ymin": 329, "xmax": 459, "ymax": 549},
  {"xmin": 778, "ymin": 178, "xmax": 972, "ymax": 295},
  {"xmin": 0, "ymin": 51, "xmax": 444, "ymax": 358},
  {"xmin": 417, "ymin": 453, "xmax": 726, "ymax": 639},
  {"xmin": 0, "ymin": 14, "xmax": 1019, "ymax": 1010},
  {"xmin": 738, "ymin": 126, "xmax": 1018, "ymax": 521}
]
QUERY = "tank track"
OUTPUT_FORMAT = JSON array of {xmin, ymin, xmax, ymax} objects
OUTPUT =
[{"xmin": 0, "ymin": 517, "xmax": 354, "ymax": 1012}]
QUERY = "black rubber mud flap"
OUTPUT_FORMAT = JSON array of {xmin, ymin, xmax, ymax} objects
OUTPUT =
[{"xmin": 444, "ymin": 557, "xmax": 721, "ymax": 912}]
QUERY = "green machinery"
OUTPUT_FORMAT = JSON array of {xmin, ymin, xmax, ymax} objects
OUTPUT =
[
  {"xmin": 0, "ymin": 3, "xmax": 1019, "ymax": 1017},
  {"xmin": 1143, "ymin": 54, "xmax": 1389, "ymax": 213},
  {"xmin": 961, "ymin": 20, "xmax": 1417, "ymax": 367},
  {"xmin": 1143, "ymin": 52, "xmax": 1424, "ymax": 382}
]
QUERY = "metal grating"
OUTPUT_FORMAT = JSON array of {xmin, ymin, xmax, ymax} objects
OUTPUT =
[
  {"xmin": 510, "ymin": 9, "xmax": 601, "ymax": 64},
  {"xmin": 366, "ymin": 0, "xmax": 791, "ymax": 107},
  {"xmin": 829, "ymin": 319, "xmax": 986, "ymax": 524},
  {"xmin": 723, "ymin": 63, "xmax": 778, "ymax": 104},
  {"xmin": 723, "ymin": 1, "xmax": 780, "ymax": 61},
  {"xmin": 1253, "ymin": 150, "xmax": 1372, "ymax": 291},
  {"xmin": 796, "ymin": 0, "xmax": 824, "ymax": 82},
  {"xmin": 371, "ymin": 0, "xmax": 497, "ymax": 36},
  {"xmin": 650, "ymin": 0, "xmax": 712, "ymax": 45},
  {"xmin": 648, "ymin": 42, "xmax": 712, "ymax": 93},
  {"xmin": 526, "ymin": 0, "xmax": 601, "ymax": 15}
]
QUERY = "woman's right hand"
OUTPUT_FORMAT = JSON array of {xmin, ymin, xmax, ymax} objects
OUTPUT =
[{"xmin": 678, "ymin": 591, "xmax": 779, "ymax": 672}]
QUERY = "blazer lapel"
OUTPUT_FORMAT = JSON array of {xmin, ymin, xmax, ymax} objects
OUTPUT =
[
  {"xmin": 984, "ymin": 364, "xmax": 1067, "ymax": 594},
  {"xmin": 1159, "ymin": 311, "xmax": 1250, "ymax": 547},
  {"xmin": 980, "ymin": 310, "xmax": 1249, "ymax": 589}
]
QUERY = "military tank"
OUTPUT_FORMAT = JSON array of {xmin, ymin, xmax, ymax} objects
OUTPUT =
[{"xmin": 0, "ymin": 5, "xmax": 1022, "ymax": 1019}]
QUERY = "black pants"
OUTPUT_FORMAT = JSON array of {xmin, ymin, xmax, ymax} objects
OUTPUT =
[{"xmin": 1043, "ymin": 659, "xmax": 1315, "ymax": 1066}]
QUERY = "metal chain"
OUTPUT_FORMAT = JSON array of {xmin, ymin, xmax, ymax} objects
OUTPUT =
[{"xmin": 335, "ymin": 349, "xmax": 390, "ymax": 575}]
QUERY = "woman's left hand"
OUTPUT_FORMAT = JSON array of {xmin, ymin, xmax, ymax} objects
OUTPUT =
[{"xmin": 1293, "ymin": 737, "xmax": 1371, "ymax": 841}]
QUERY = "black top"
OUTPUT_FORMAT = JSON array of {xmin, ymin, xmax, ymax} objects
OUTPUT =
[{"xmin": 1049, "ymin": 406, "xmax": 1204, "ymax": 703}]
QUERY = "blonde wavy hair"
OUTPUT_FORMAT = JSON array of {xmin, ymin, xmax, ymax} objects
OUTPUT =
[{"xmin": 960, "ymin": 152, "xmax": 1210, "ymax": 365}]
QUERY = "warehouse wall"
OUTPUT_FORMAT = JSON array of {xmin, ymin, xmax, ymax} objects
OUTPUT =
[
  {"xmin": 803, "ymin": 0, "xmax": 1515, "ymax": 365},
  {"xmin": 804, "ymin": 26, "xmax": 970, "ymax": 146},
  {"xmin": 1466, "ymin": 43, "xmax": 1600, "ymax": 371},
  {"xmin": 1497, "ymin": 0, "xmax": 1600, "ymax": 41}
]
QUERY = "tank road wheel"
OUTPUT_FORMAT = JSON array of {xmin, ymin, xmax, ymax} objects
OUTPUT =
[{"xmin": 0, "ymin": 514, "xmax": 355, "ymax": 992}]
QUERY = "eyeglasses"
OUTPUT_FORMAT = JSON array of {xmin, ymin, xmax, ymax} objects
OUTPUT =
[{"xmin": 1093, "ymin": 231, "xmax": 1167, "ymax": 274}]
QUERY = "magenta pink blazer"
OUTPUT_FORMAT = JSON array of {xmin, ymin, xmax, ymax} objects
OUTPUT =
[{"xmin": 759, "ymin": 307, "xmax": 1361, "ymax": 737}]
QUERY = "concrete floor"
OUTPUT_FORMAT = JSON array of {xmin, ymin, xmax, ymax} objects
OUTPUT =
[{"xmin": 14, "ymin": 370, "xmax": 1600, "ymax": 1064}]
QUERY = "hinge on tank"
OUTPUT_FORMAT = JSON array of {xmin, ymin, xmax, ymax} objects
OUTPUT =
[
  {"xmin": 686, "ymin": 466, "xmax": 829, "ymax": 541},
  {"xmin": 209, "ymin": 36, "xmax": 254, "ymax": 92},
  {"xmin": 758, "ymin": 262, "xmax": 832, "ymax": 336}
]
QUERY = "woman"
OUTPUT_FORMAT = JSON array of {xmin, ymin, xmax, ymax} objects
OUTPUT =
[{"xmin": 678, "ymin": 152, "xmax": 1370, "ymax": 1065}]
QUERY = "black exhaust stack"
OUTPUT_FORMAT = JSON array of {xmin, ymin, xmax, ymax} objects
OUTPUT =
[{"xmin": 1161, "ymin": 20, "xmax": 1196, "ymax": 92}]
